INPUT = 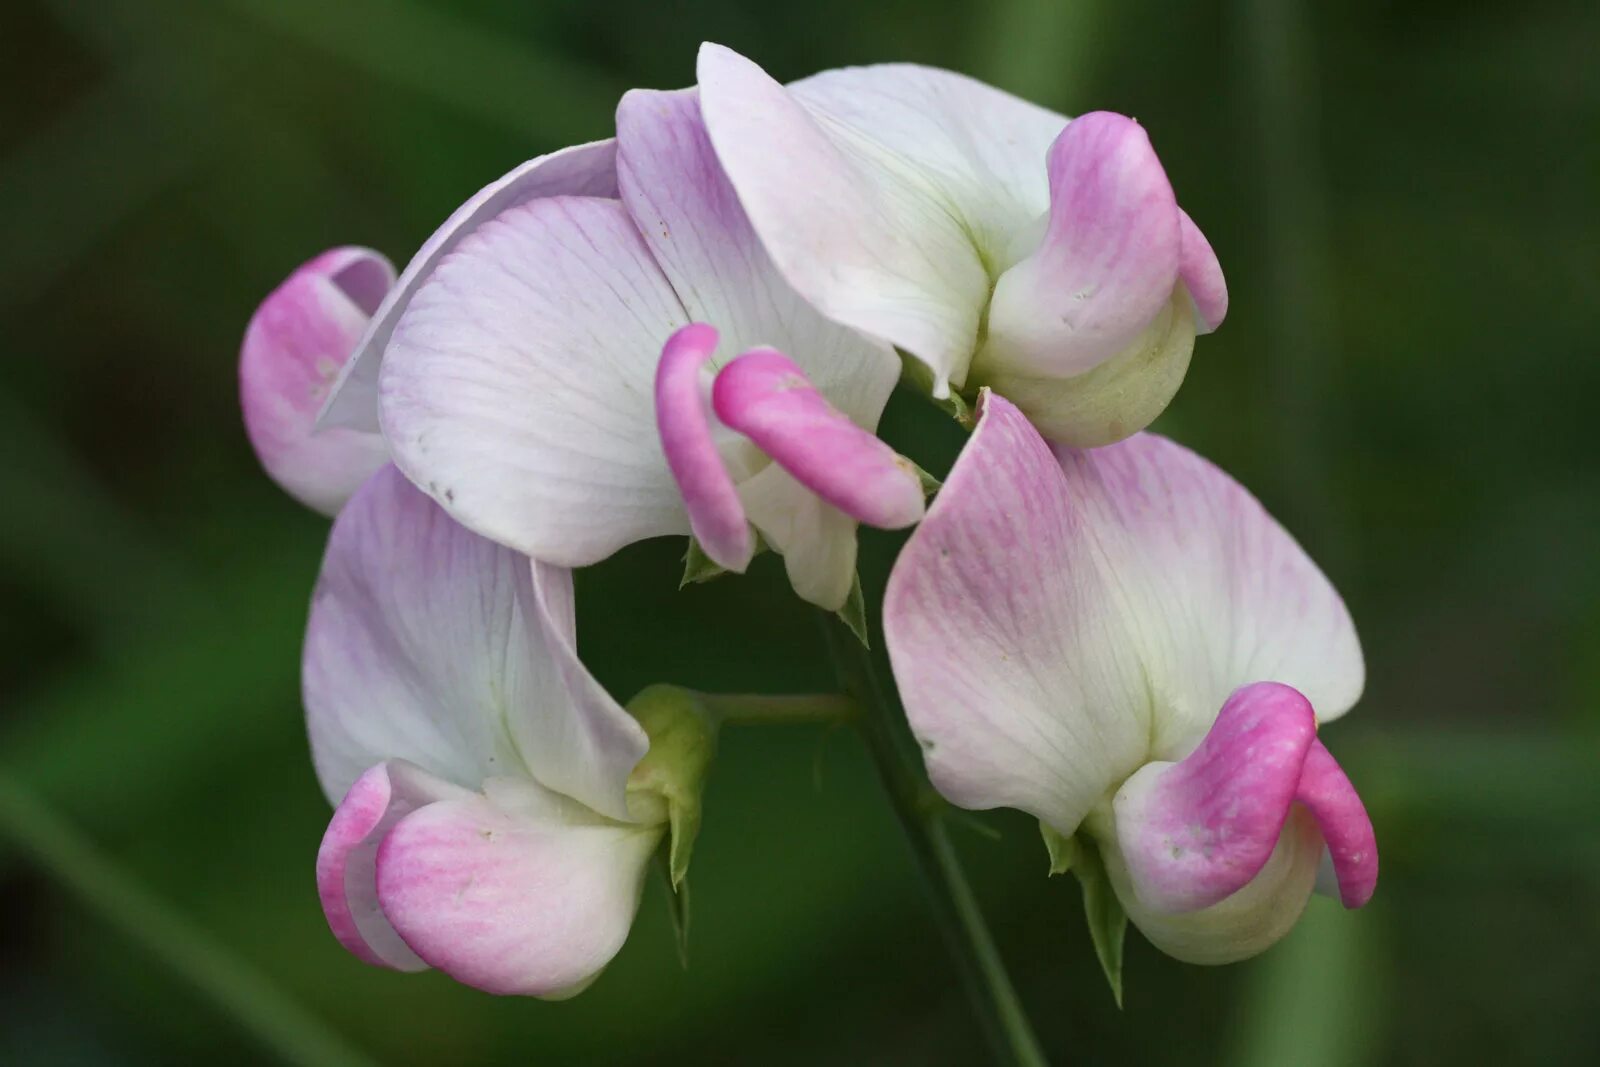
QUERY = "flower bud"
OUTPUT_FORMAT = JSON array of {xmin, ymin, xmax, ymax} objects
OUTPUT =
[{"xmin": 624, "ymin": 685, "xmax": 721, "ymax": 888}]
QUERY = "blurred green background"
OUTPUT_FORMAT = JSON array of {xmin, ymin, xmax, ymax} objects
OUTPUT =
[{"xmin": 2, "ymin": 0, "xmax": 1596, "ymax": 1063}]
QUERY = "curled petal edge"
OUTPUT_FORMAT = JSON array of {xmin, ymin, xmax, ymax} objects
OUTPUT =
[
  {"xmin": 316, "ymin": 760, "xmax": 467, "ymax": 972},
  {"xmin": 656, "ymin": 323, "xmax": 754, "ymax": 572},
  {"xmin": 1112, "ymin": 681, "xmax": 1377, "ymax": 918},
  {"xmin": 982, "ymin": 111, "xmax": 1182, "ymax": 380},
  {"xmin": 239, "ymin": 246, "xmax": 392, "ymax": 514},
  {"xmin": 713, "ymin": 347, "xmax": 924, "ymax": 530}
]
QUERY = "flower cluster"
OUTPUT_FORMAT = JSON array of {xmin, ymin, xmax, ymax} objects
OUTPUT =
[{"xmin": 240, "ymin": 43, "xmax": 1374, "ymax": 1004}]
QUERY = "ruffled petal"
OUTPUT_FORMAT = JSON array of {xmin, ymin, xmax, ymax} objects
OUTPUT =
[
  {"xmin": 375, "ymin": 777, "xmax": 662, "ymax": 998},
  {"xmin": 617, "ymin": 85, "xmax": 899, "ymax": 436},
  {"xmin": 655, "ymin": 324, "xmax": 754, "ymax": 572},
  {"xmin": 697, "ymin": 43, "xmax": 1064, "ymax": 394},
  {"xmin": 884, "ymin": 392, "xmax": 1151, "ymax": 831},
  {"xmin": 981, "ymin": 112, "xmax": 1182, "ymax": 379},
  {"xmin": 316, "ymin": 760, "xmax": 469, "ymax": 971},
  {"xmin": 238, "ymin": 246, "xmax": 391, "ymax": 514},
  {"xmin": 303, "ymin": 466, "xmax": 647, "ymax": 820},
  {"xmin": 713, "ymin": 347, "xmax": 924, "ymax": 530},
  {"xmin": 320, "ymin": 140, "xmax": 619, "ymax": 432},
  {"xmin": 1111, "ymin": 682, "xmax": 1318, "ymax": 914},
  {"xmin": 379, "ymin": 195, "xmax": 694, "ymax": 566}
]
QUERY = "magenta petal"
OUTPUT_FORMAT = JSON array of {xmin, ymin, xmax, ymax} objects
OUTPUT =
[
  {"xmin": 712, "ymin": 348, "xmax": 924, "ymax": 530},
  {"xmin": 374, "ymin": 786, "xmax": 659, "ymax": 998},
  {"xmin": 238, "ymin": 246, "xmax": 391, "ymax": 514},
  {"xmin": 1113, "ymin": 682, "xmax": 1318, "ymax": 914},
  {"xmin": 315, "ymin": 760, "xmax": 465, "ymax": 972},
  {"xmin": 1179, "ymin": 209, "xmax": 1228, "ymax": 333},
  {"xmin": 1297, "ymin": 740, "xmax": 1378, "ymax": 908},
  {"xmin": 655, "ymin": 323, "xmax": 753, "ymax": 572},
  {"xmin": 986, "ymin": 112, "xmax": 1182, "ymax": 377}
]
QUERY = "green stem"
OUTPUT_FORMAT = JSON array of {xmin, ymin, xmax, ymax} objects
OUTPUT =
[
  {"xmin": 696, "ymin": 691, "xmax": 860, "ymax": 727},
  {"xmin": 0, "ymin": 774, "xmax": 376, "ymax": 1067},
  {"xmin": 819, "ymin": 615, "xmax": 1048, "ymax": 1067}
]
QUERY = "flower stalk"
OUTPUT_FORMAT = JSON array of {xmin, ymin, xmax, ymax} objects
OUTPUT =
[
  {"xmin": 818, "ymin": 613, "xmax": 1048, "ymax": 1067},
  {"xmin": 695, "ymin": 691, "xmax": 860, "ymax": 728}
]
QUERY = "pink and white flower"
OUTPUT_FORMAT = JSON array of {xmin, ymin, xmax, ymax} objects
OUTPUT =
[
  {"xmin": 238, "ymin": 247, "xmax": 394, "ymax": 514},
  {"xmin": 305, "ymin": 465, "xmax": 661, "ymax": 997},
  {"xmin": 369, "ymin": 87, "xmax": 921, "ymax": 610},
  {"xmin": 883, "ymin": 391, "xmax": 1375, "ymax": 963},
  {"xmin": 696, "ymin": 45, "xmax": 1228, "ymax": 446}
]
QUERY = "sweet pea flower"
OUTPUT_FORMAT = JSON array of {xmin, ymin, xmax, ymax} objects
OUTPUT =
[
  {"xmin": 695, "ymin": 44, "xmax": 1228, "ymax": 446},
  {"xmin": 306, "ymin": 464, "xmax": 668, "ymax": 997},
  {"xmin": 238, "ymin": 247, "xmax": 394, "ymax": 513},
  {"xmin": 884, "ymin": 392, "xmax": 1375, "ymax": 965},
  {"xmin": 373, "ymin": 87, "xmax": 922, "ymax": 611}
]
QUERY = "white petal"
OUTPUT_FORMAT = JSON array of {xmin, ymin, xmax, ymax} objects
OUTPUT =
[
  {"xmin": 321, "ymin": 140, "xmax": 619, "ymax": 432},
  {"xmin": 303, "ymin": 466, "xmax": 647, "ymax": 819},
  {"xmin": 616, "ymin": 85, "xmax": 899, "ymax": 427},
  {"xmin": 697, "ymin": 44, "xmax": 1066, "ymax": 394},
  {"xmin": 885, "ymin": 393, "xmax": 1152, "ymax": 831},
  {"xmin": 1047, "ymin": 432, "xmax": 1365, "ymax": 757},
  {"xmin": 738, "ymin": 463, "xmax": 859, "ymax": 611},
  {"xmin": 379, "ymin": 195, "xmax": 694, "ymax": 566}
]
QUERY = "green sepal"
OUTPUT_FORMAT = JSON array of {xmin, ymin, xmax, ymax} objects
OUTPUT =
[
  {"xmin": 655, "ymin": 849, "xmax": 691, "ymax": 969},
  {"xmin": 835, "ymin": 572, "xmax": 870, "ymax": 648},
  {"xmin": 1076, "ymin": 837, "xmax": 1128, "ymax": 1008},
  {"xmin": 909, "ymin": 458, "xmax": 943, "ymax": 497},
  {"xmin": 680, "ymin": 536, "xmax": 728, "ymax": 587},
  {"xmin": 930, "ymin": 388, "xmax": 975, "ymax": 429},
  {"xmin": 1041, "ymin": 824, "xmax": 1127, "ymax": 1007},
  {"xmin": 680, "ymin": 532, "xmax": 768, "ymax": 588},
  {"xmin": 1040, "ymin": 821, "xmax": 1079, "ymax": 876},
  {"xmin": 625, "ymin": 686, "xmax": 719, "ymax": 889},
  {"xmin": 897, "ymin": 351, "xmax": 976, "ymax": 428}
]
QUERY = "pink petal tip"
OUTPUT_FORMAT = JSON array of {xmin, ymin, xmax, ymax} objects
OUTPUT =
[
  {"xmin": 656, "ymin": 323, "xmax": 754, "ymax": 572},
  {"xmin": 239, "ymin": 247, "xmax": 392, "ymax": 514},
  {"xmin": 712, "ymin": 348, "xmax": 923, "ymax": 529},
  {"xmin": 1114, "ymin": 681, "xmax": 1377, "ymax": 914}
]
